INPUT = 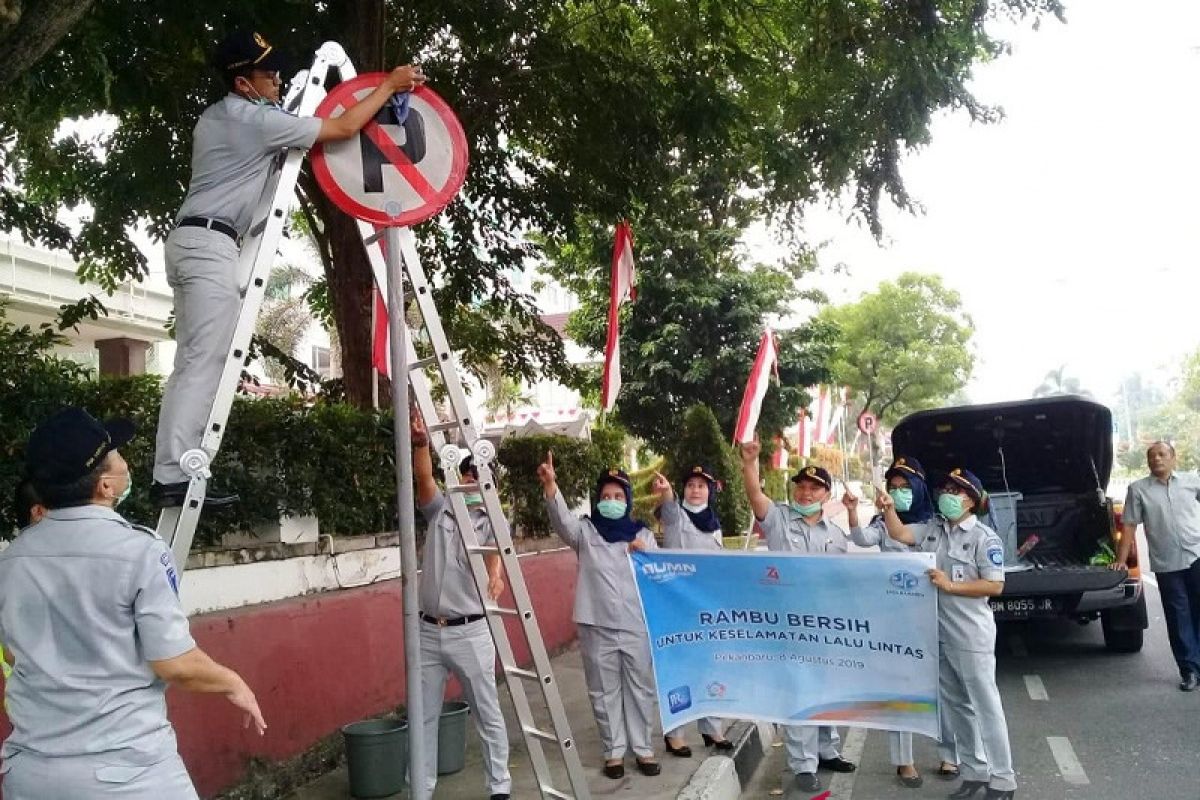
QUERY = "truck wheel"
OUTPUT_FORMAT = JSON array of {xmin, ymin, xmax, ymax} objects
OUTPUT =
[{"xmin": 1102, "ymin": 594, "xmax": 1147, "ymax": 653}]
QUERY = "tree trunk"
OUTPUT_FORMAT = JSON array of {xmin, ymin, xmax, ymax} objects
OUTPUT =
[
  {"xmin": 301, "ymin": 0, "xmax": 385, "ymax": 409},
  {"xmin": 0, "ymin": 0, "xmax": 96, "ymax": 88}
]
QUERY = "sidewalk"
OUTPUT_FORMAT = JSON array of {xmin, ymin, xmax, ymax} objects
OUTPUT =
[{"xmin": 287, "ymin": 643, "xmax": 712, "ymax": 800}]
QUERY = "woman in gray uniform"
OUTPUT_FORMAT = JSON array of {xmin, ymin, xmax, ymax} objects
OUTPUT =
[
  {"xmin": 652, "ymin": 464, "xmax": 735, "ymax": 757},
  {"xmin": 538, "ymin": 452, "xmax": 662, "ymax": 779},
  {"xmin": 881, "ymin": 467, "xmax": 1016, "ymax": 800},
  {"xmin": 847, "ymin": 455, "xmax": 961, "ymax": 790}
]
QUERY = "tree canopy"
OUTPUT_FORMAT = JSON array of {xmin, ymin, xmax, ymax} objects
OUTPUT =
[
  {"xmin": 0, "ymin": 0, "xmax": 1063, "ymax": 408},
  {"xmin": 818, "ymin": 271, "xmax": 975, "ymax": 423}
]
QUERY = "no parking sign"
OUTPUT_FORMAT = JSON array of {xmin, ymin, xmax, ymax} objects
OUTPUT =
[{"xmin": 311, "ymin": 74, "xmax": 468, "ymax": 226}]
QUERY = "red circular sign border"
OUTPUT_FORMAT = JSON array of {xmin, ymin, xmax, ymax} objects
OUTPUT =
[{"xmin": 311, "ymin": 75, "xmax": 469, "ymax": 227}]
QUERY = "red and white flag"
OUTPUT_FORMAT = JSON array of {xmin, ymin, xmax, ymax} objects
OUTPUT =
[
  {"xmin": 733, "ymin": 328, "xmax": 779, "ymax": 444},
  {"xmin": 771, "ymin": 435, "xmax": 789, "ymax": 470},
  {"xmin": 600, "ymin": 220, "xmax": 637, "ymax": 412}
]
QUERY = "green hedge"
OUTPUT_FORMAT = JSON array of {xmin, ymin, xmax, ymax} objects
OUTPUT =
[
  {"xmin": 1, "ymin": 306, "xmax": 616, "ymax": 546},
  {"xmin": 495, "ymin": 425, "xmax": 624, "ymax": 537}
]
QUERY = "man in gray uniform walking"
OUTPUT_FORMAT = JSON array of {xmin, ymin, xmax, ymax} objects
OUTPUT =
[
  {"xmin": 152, "ymin": 29, "xmax": 425, "ymax": 506},
  {"xmin": 1, "ymin": 407, "xmax": 266, "ymax": 799},
  {"xmin": 412, "ymin": 415, "xmax": 511, "ymax": 800}
]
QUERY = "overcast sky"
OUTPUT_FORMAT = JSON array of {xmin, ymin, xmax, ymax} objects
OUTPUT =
[{"xmin": 753, "ymin": 0, "xmax": 1200, "ymax": 408}]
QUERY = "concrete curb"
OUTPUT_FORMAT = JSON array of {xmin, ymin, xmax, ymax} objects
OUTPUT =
[{"xmin": 675, "ymin": 720, "xmax": 772, "ymax": 799}]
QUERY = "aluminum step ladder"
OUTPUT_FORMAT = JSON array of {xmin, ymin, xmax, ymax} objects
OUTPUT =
[
  {"xmin": 361, "ymin": 224, "xmax": 591, "ymax": 800},
  {"xmin": 155, "ymin": 40, "xmax": 590, "ymax": 800}
]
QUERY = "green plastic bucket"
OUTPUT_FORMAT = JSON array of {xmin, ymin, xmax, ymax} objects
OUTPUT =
[
  {"xmin": 342, "ymin": 717, "xmax": 408, "ymax": 798},
  {"xmin": 437, "ymin": 701, "xmax": 471, "ymax": 775}
]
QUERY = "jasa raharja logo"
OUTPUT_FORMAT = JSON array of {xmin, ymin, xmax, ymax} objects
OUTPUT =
[
  {"xmin": 888, "ymin": 570, "xmax": 922, "ymax": 596},
  {"xmin": 641, "ymin": 560, "xmax": 698, "ymax": 583}
]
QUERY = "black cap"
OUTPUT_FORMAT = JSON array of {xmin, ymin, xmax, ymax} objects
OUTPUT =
[
  {"xmin": 26, "ymin": 407, "xmax": 135, "ymax": 484},
  {"xmin": 212, "ymin": 30, "xmax": 289, "ymax": 74},
  {"xmin": 681, "ymin": 464, "xmax": 717, "ymax": 485},
  {"xmin": 942, "ymin": 467, "xmax": 985, "ymax": 503},
  {"xmin": 885, "ymin": 456, "xmax": 926, "ymax": 482},
  {"xmin": 790, "ymin": 465, "xmax": 832, "ymax": 490}
]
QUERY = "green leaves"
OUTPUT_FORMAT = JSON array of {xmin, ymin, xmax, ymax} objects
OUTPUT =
[{"xmin": 819, "ymin": 271, "xmax": 975, "ymax": 423}]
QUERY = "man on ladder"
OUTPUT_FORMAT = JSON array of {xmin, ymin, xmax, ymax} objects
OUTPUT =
[
  {"xmin": 412, "ymin": 414, "xmax": 512, "ymax": 800},
  {"xmin": 151, "ymin": 29, "xmax": 424, "ymax": 506}
]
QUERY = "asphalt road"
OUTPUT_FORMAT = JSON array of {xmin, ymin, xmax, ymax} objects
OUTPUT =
[{"xmin": 747, "ymin": 548, "xmax": 1200, "ymax": 799}]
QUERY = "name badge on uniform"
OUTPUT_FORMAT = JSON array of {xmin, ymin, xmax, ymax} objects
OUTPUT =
[{"xmin": 951, "ymin": 564, "xmax": 966, "ymax": 583}]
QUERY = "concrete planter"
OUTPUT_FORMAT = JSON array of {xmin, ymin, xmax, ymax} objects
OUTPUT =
[{"xmin": 221, "ymin": 514, "xmax": 320, "ymax": 547}]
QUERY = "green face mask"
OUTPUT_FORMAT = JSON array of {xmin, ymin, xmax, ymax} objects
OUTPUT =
[
  {"xmin": 463, "ymin": 492, "xmax": 484, "ymax": 506},
  {"xmin": 790, "ymin": 501, "xmax": 823, "ymax": 517},
  {"xmin": 596, "ymin": 499, "xmax": 627, "ymax": 520},
  {"xmin": 889, "ymin": 488, "xmax": 913, "ymax": 512},
  {"xmin": 938, "ymin": 493, "xmax": 966, "ymax": 520}
]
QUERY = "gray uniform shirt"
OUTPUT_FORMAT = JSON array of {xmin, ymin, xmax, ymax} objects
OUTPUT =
[
  {"xmin": 418, "ymin": 494, "xmax": 497, "ymax": 619},
  {"xmin": 546, "ymin": 490, "xmax": 657, "ymax": 632},
  {"xmin": 758, "ymin": 503, "xmax": 849, "ymax": 554},
  {"xmin": 910, "ymin": 516, "xmax": 1005, "ymax": 652},
  {"xmin": 0, "ymin": 506, "xmax": 195, "ymax": 766},
  {"xmin": 851, "ymin": 516, "xmax": 920, "ymax": 553},
  {"xmin": 659, "ymin": 502, "xmax": 723, "ymax": 551},
  {"xmin": 175, "ymin": 95, "xmax": 322, "ymax": 235},
  {"xmin": 1122, "ymin": 473, "xmax": 1200, "ymax": 574}
]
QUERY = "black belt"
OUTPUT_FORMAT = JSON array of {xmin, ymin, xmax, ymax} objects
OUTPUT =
[
  {"xmin": 421, "ymin": 613, "xmax": 485, "ymax": 627},
  {"xmin": 177, "ymin": 216, "xmax": 240, "ymax": 243}
]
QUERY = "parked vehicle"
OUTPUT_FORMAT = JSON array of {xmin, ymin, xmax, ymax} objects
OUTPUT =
[{"xmin": 892, "ymin": 396, "xmax": 1147, "ymax": 653}]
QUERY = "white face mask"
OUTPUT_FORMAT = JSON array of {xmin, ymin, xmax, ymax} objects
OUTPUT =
[{"xmin": 682, "ymin": 500, "xmax": 707, "ymax": 513}]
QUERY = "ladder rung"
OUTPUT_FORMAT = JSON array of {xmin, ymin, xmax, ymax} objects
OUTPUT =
[
  {"xmin": 486, "ymin": 605, "xmax": 521, "ymax": 617},
  {"xmin": 427, "ymin": 421, "xmax": 461, "ymax": 434},
  {"xmin": 523, "ymin": 725, "xmax": 561, "ymax": 744},
  {"xmin": 540, "ymin": 789, "xmax": 571, "ymax": 800},
  {"xmin": 363, "ymin": 229, "xmax": 385, "ymax": 246},
  {"xmin": 409, "ymin": 356, "xmax": 438, "ymax": 370},
  {"xmin": 504, "ymin": 666, "xmax": 542, "ymax": 682},
  {"xmin": 466, "ymin": 544, "xmax": 497, "ymax": 554}
]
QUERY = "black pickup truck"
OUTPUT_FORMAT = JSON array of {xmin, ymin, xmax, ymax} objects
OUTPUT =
[{"xmin": 891, "ymin": 396, "xmax": 1148, "ymax": 653}]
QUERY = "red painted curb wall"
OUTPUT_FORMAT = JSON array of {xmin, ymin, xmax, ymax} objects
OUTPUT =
[{"xmin": 0, "ymin": 547, "xmax": 579, "ymax": 798}]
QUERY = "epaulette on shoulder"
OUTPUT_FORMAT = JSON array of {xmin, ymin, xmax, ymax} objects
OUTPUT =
[{"xmin": 129, "ymin": 523, "xmax": 163, "ymax": 540}]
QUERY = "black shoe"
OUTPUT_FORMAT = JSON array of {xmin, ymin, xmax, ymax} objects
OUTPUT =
[
  {"xmin": 663, "ymin": 735, "xmax": 691, "ymax": 757},
  {"xmin": 603, "ymin": 762, "xmax": 624, "ymax": 779},
  {"xmin": 490, "ymin": 795, "xmax": 510, "ymax": 800},
  {"xmin": 818, "ymin": 756, "xmax": 857, "ymax": 773},
  {"xmin": 636, "ymin": 758, "xmax": 661, "ymax": 776},
  {"xmin": 151, "ymin": 481, "xmax": 239, "ymax": 509},
  {"xmin": 935, "ymin": 764, "xmax": 961, "ymax": 781},
  {"xmin": 701, "ymin": 733, "xmax": 735, "ymax": 750},
  {"xmin": 949, "ymin": 780, "xmax": 989, "ymax": 799},
  {"xmin": 984, "ymin": 789, "xmax": 1015, "ymax": 800},
  {"xmin": 897, "ymin": 767, "xmax": 924, "ymax": 788},
  {"xmin": 794, "ymin": 772, "xmax": 822, "ymax": 792},
  {"xmin": 1180, "ymin": 672, "xmax": 1199, "ymax": 692}
]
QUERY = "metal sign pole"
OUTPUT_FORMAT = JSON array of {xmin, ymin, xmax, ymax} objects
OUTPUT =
[{"xmin": 384, "ymin": 223, "xmax": 426, "ymax": 800}]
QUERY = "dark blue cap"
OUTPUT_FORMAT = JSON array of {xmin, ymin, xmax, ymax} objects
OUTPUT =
[{"xmin": 26, "ymin": 407, "xmax": 135, "ymax": 483}]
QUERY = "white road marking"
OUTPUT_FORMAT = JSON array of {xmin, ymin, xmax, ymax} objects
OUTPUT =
[
  {"xmin": 1008, "ymin": 634, "xmax": 1028, "ymax": 657},
  {"xmin": 1024, "ymin": 674, "xmax": 1049, "ymax": 700},
  {"xmin": 827, "ymin": 727, "xmax": 867, "ymax": 800},
  {"xmin": 1047, "ymin": 736, "xmax": 1090, "ymax": 785}
]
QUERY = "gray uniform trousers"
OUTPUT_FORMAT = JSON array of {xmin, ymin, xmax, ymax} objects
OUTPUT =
[
  {"xmin": 666, "ymin": 716, "xmax": 725, "ymax": 742},
  {"xmin": 1, "ymin": 751, "xmax": 198, "ymax": 799},
  {"xmin": 154, "ymin": 227, "xmax": 242, "ymax": 485},
  {"xmin": 940, "ymin": 646, "xmax": 1015, "ymax": 791},
  {"xmin": 577, "ymin": 623, "xmax": 657, "ymax": 760},
  {"xmin": 419, "ymin": 619, "xmax": 511, "ymax": 795},
  {"xmin": 783, "ymin": 725, "xmax": 843, "ymax": 774}
]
